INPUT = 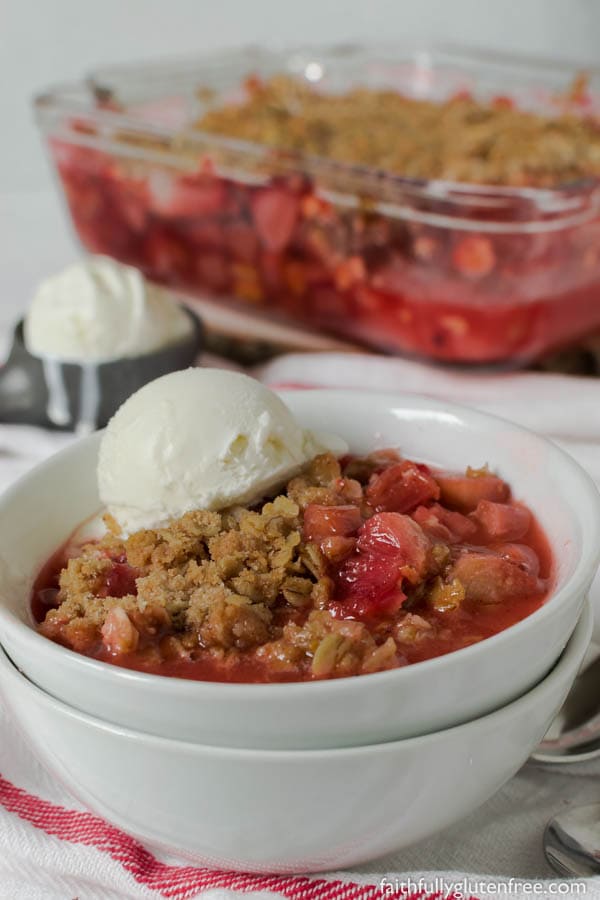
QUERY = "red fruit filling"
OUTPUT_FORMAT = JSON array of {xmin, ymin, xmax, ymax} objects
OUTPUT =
[
  {"xmin": 333, "ymin": 513, "xmax": 430, "ymax": 619},
  {"xmin": 51, "ymin": 130, "xmax": 600, "ymax": 365},
  {"xmin": 366, "ymin": 461, "xmax": 440, "ymax": 513},
  {"xmin": 303, "ymin": 504, "xmax": 362, "ymax": 549},
  {"xmin": 98, "ymin": 561, "xmax": 139, "ymax": 599}
]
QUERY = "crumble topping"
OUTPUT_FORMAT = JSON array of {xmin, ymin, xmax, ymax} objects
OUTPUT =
[
  {"xmin": 41, "ymin": 454, "xmax": 368, "ymax": 676},
  {"xmin": 195, "ymin": 74, "xmax": 600, "ymax": 188}
]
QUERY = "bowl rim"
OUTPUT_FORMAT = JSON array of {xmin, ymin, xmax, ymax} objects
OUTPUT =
[
  {"xmin": 1, "ymin": 387, "xmax": 599, "ymax": 698},
  {"xmin": 0, "ymin": 599, "xmax": 591, "ymax": 759}
]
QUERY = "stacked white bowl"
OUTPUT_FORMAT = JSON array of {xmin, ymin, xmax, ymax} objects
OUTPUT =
[{"xmin": 0, "ymin": 391, "xmax": 598, "ymax": 872}]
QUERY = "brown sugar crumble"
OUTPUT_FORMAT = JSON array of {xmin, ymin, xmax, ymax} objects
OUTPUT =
[
  {"xmin": 39, "ymin": 453, "xmax": 395, "ymax": 679},
  {"xmin": 195, "ymin": 75, "xmax": 600, "ymax": 188}
]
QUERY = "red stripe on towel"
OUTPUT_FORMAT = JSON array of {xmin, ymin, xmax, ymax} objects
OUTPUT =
[{"xmin": 0, "ymin": 775, "xmax": 473, "ymax": 900}]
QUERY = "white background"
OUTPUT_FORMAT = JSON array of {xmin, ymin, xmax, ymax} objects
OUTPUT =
[{"xmin": 2, "ymin": 0, "xmax": 600, "ymax": 323}]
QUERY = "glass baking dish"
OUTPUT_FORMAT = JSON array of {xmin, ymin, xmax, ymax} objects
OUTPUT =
[{"xmin": 34, "ymin": 44, "xmax": 600, "ymax": 366}]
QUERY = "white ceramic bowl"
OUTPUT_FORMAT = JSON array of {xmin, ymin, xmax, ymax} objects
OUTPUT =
[
  {"xmin": 0, "ymin": 390, "xmax": 598, "ymax": 749},
  {"xmin": 0, "ymin": 602, "xmax": 591, "ymax": 873}
]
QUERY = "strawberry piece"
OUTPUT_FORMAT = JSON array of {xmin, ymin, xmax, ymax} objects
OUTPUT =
[
  {"xmin": 334, "ymin": 513, "xmax": 430, "ymax": 618},
  {"xmin": 101, "ymin": 607, "xmax": 139, "ymax": 655},
  {"xmin": 260, "ymin": 251, "xmax": 284, "ymax": 292},
  {"xmin": 413, "ymin": 235, "xmax": 438, "ymax": 262},
  {"xmin": 356, "ymin": 513, "xmax": 430, "ymax": 576},
  {"xmin": 450, "ymin": 89, "xmax": 473, "ymax": 103},
  {"xmin": 334, "ymin": 554, "xmax": 407, "ymax": 619},
  {"xmin": 244, "ymin": 74, "xmax": 265, "ymax": 97},
  {"xmin": 474, "ymin": 500, "xmax": 531, "ymax": 541},
  {"xmin": 320, "ymin": 536, "xmax": 357, "ymax": 562},
  {"xmin": 195, "ymin": 252, "xmax": 230, "ymax": 292},
  {"xmin": 303, "ymin": 504, "xmax": 362, "ymax": 548},
  {"xmin": 492, "ymin": 95, "xmax": 514, "ymax": 110},
  {"xmin": 334, "ymin": 256, "xmax": 366, "ymax": 291},
  {"xmin": 184, "ymin": 220, "xmax": 225, "ymax": 250},
  {"xmin": 104, "ymin": 176, "xmax": 148, "ymax": 233},
  {"xmin": 412, "ymin": 505, "xmax": 452, "ymax": 542},
  {"xmin": 451, "ymin": 551, "xmax": 542, "ymax": 604},
  {"xmin": 148, "ymin": 171, "xmax": 226, "ymax": 219},
  {"xmin": 493, "ymin": 542, "xmax": 540, "ymax": 577},
  {"xmin": 301, "ymin": 194, "xmax": 333, "ymax": 220},
  {"xmin": 252, "ymin": 187, "xmax": 299, "ymax": 252},
  {"xmin": 436, "ymin": 471, "xmax": 509, "ymax": 513},
  {"xmin": 366, "ymin": 461, "xmax": 440, "ymax": 514},
  {"xmin": 225, "ymin": 222, "xmax": 260, "ymax": 263},
  {"xmin": 144, "ymin": 228, "xmax": 191, "ymax": 282},
  {"xmin": 99, "ymin": 562, "xmax": 138, "ymax": 599},
  {"xmin": 51, "ymin": 139, "xmax": 112, "ymax": 178},
  {"xmin": 452, "ymin": 236, "xmax": 496, "ymax": 278},
  {"xmin": 413, "ymin": 503, "xmax": 476, "ymax": 543}
]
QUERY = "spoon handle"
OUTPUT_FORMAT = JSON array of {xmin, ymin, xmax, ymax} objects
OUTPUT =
[
  {"xmin": 545, "ymin": 804, "xmax": 600, "ymax": 877},
  {"xmin": 539, "ymin": 710, "xmax": 600, "ymax": 753}
]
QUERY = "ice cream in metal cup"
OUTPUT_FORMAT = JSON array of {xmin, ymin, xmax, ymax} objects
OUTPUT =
[{"xmin": 0, "ymin": 258, "xmax": 204, "ymax": 432}]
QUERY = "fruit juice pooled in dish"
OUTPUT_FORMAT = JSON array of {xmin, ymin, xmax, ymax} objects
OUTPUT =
[
  {"xmin": 33, "ymin": 370, "xmax": 552, "ymax": 682},
  {"xmin": 23, "ymin": 256, "xmax": 193, "ymax": 430}
]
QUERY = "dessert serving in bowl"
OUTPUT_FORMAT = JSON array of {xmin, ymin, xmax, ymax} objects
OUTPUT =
[
  {"xmin": 0, "ymin": 602, "xmax": 592, "ymax": 871},
  {"xmin": 0, "ymin": 372, "xmax": 598, "ymax": 748}
]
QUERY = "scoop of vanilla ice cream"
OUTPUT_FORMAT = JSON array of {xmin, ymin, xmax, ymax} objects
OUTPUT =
[
  {"xmin": 98, "ymin": 368, "xmax": 347, "ymax": 535},
  {"xmin": 24, "ymin": 256, "xmax": 192, "ymax": 363}
]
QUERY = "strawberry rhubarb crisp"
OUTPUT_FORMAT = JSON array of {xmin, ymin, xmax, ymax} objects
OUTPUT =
[
  {"xmin": 34, "ymin": 449, "xmax": 550, "ymax": 682},
  {"xmin": 48, "ymin": 65, "xmax": 600, "ymax": 364},
  {"xmin": 197, "ymin": 74, "xmax": 600, "ymax": 188}
]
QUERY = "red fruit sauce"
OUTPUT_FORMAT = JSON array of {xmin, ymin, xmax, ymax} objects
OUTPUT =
[{"xmin": 51, "ymin": 138, "xmax": 600, "ymax": 365}]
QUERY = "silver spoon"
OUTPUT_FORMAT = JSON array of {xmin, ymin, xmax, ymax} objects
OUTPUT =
[
  {"xmin": 545, "ymin": 803, "xmax": 600, "ymax": 876},
  {"xmin": 531, "ymin": 654, "xmax": 600, "ymax": 764}
]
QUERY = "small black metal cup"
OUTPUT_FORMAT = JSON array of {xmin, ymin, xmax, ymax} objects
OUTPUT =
[{"xmin": 0, "ymin": 307, "xmax": 203, "ymax": 432}]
